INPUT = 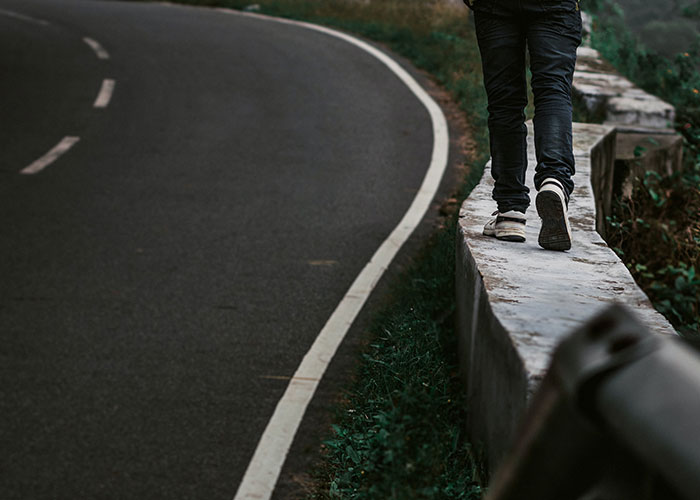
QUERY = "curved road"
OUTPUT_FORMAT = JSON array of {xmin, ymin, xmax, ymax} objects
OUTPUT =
[{"xmin": 0, "ymin": 1, "xmax": 447, "ymax": 498}]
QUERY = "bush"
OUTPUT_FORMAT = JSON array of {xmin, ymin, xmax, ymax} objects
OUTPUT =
[{"xmin": 586, "ymin": 0, "xmax": 700, "ymax": 338}]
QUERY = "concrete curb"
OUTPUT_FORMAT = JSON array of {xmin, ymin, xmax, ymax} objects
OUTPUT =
[
  {"xmin": 574, "ymin": 46, "xmax": 676, "ymax": 129},
  {"xmin": 455, "ymin": 122, "xmax": 677, "ymax": 471},
  {"xmin": 456, "ymin": 27, "xmax": 684, "ymax": 470}
]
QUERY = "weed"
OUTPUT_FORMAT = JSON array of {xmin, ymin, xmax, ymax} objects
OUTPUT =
[
  {"xmin": 605, "ymin": 160, "xmax": 700, "ymax": 337},
  {"xmin": 312, "ymin": 158, "xmax": 486, "ymax": 498},
  {"xmin": 584, "ymin": 0, "xmax": 700, "ymax": 338}
]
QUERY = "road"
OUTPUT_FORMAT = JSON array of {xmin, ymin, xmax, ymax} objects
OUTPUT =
[{"xmin": 0, "ymin": 1, "xmax": 447, "ymax": 498}]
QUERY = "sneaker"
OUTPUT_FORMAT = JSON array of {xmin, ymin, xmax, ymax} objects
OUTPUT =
[
  {"xmin": 483, "ymin": 210, "xmax": 526, "ymax": 242},
  {"xmin": 536, "ymin": 178, "xmax": 572, "ymax": 251}
]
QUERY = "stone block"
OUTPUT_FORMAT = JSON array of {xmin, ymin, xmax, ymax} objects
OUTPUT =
[
  {"xmin": 606, "ymin": 97, "xmax": 675, "ymax": 129},
  {"xmin": 572, "ymin": 48, "xmax": 676, "ymax": 129},
  {"xmin": 614, "ymin": 131, "xmax": 684, "ymax": 200}
]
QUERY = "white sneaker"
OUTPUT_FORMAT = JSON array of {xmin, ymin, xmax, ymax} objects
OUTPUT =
[
  {"xmin": 483, "ymin": 210, "xmax": 526, "ymax": 242},
  {"xmin": 536, "ymin": 178, "xmax": 572, "ymax": 251}
]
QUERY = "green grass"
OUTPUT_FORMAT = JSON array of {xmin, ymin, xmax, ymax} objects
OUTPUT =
[
  {"xmin": 313, "ymin": 167, "xmax": 485, "ymax": 499},
  {"xmin": 155, "ymin": 0, "xmax": 491, "ymax": 496}
]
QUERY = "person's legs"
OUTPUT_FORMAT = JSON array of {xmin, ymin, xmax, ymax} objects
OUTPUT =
[
  {"xmin": 526, "ymin": 0, "xmax": 582, "ymax": 199},
  {"xmin": 525, "ymin": 1, "xmax": 581, "ymax": 250},
  {"xmin": 474, "ymin": 8, "xmax": 529, "ymax": 214}
]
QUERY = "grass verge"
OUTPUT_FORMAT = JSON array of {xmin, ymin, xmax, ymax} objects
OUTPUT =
[
  {"xmin": 313, "ymin": 168, "xmax": 486, "ymax": 499},
  {"xmin": 152, "ymin": 0, "xmax": 491, "ymax": 496}
]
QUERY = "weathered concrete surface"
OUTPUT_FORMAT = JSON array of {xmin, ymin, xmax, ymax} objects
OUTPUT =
[
  {"xmin": 614, "ymin": 131, "xmax": 684, "ymax": 199},
  {"xmin": 455, "ymin": 122, "xmax": 677, "ymax": 471},
  {"xmin": 574, "ymin": 47, "xmax": 676, "ymax": 128},
  {"xmin": 573, "ymin": 34, "xmax": 683, "ymax": 215},
  {"xmin": 581, "ymin": 11, "xmax": 592, "ymax": 42}
]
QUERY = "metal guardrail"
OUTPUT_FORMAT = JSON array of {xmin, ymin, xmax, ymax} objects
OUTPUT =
[{"xmin": 485, "ymin": 305, "xmax": 700, "ymax": 500}]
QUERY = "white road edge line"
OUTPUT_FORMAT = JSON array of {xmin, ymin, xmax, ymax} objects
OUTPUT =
[
  {"xmin": 216, "ymin": 9, "xmax": 450, "ymax": 500},
  {"xmin": 0, "ymin": 8, "xmax": 50, "ymax": 26},
  {"xmin": 94, "ymin": 79, "xmax": 116, "ymax": 108},
  {"xmin": 83, "ymin": 36, "xmax": 110, "ymax": 59},
  {"xmin": 20, "ymin": 136, "xmax": 80, "ymax": 175}
]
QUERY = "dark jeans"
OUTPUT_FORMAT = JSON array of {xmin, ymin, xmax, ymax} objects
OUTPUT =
[{"xmin": 470, "ymin": 0, "xmax": 582, "ymax": 213}]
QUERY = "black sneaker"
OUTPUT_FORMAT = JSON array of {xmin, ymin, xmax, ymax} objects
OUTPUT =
[{"xmin": 536, "ymin": 178, "xmax": 572, "ymax": 251}]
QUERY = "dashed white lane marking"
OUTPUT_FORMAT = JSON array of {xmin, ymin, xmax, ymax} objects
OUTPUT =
[
  {"xmin": 94, "ymin": 78, "xmax": 115, "ymax": 108},
  {"xmin": 83, "ymin": 36, "xmax": 109, "ymax": 59},
  {"xmin": 215, "ymin": 9, "xmax": 450, "ymax": 500},
  {"xmin": 0, "ymin": 8, "xmax": 50, "ymax": 26},
  {"xmin": 20, "ymin": 137, "xmax": 80, "ymax": 175}
]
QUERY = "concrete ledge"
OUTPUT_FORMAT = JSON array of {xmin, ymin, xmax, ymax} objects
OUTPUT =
[
  {"xmin": 455, "ymin": 122, "xmax": 677, "ymax": 471},
  {"xmin": 574, "ymin": 47, "xmax": 676, "ymax": 128},
  {"xmin": 614, "ymin": 130, "xmax": 684, "ymax": 200}
]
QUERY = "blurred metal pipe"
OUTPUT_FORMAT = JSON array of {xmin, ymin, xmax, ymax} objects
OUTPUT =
[
  {"xmin": 484, "ymin": 304, "xmax": 700, "ymax": 500},
  {"xmin": 595, "ymin": 337, "xmax": 700, "ymax": 500}
]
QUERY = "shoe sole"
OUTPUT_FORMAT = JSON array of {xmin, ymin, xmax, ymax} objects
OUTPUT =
[
  {"xmin": 493, "ymin": 220, "xmax": 526, "ymax": 242},
  {"xmin": 497, "ymin": 233, "xmax": 525, "ymax": 242},
  {"xmin": 484, "ymin": 228, "xmax": 525, "ymax": 242},
  {"xmin": 536, "ymin": 191, "xmax": 571, "ymax": 251}
]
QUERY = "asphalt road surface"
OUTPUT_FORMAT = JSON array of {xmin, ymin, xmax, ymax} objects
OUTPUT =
[{"xmin": 0, "ymin": 1, "xmax": 444, "ymax": 498}]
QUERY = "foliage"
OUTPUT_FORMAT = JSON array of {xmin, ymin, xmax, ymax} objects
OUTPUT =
[
  {"xmin": 582, "ymin": 1, "xmax": 700, "ymax": 338},
  {"xmin": 683, "ymin": 2, "xmax": 700, "ymax": 21},
  {"xmin": 588, "ymin": 0, "xmax": 700, "ymax": 58},
  {"xmin": 586, "ymin": 0, "xmax": 700, "ymax": 131},
  {"xmin": 606, "ymin": 163, "xmax": 700, "ymax": 337}
]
